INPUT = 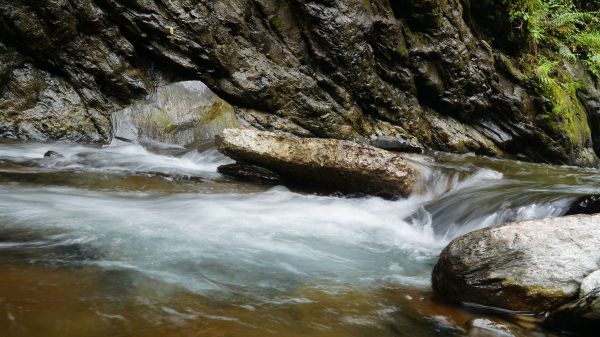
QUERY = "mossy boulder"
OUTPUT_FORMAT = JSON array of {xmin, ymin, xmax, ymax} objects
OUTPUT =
[
  {"xmin": 111, "ymin": 81, "xmax": 239, "ymax": 146},
  {"xmin": 533, "ymin": 73, "xmax": 598, "ymax": 166}
]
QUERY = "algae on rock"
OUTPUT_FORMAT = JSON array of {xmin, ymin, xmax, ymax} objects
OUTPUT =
[{"xmin": 111, "ymin": 81, "xmax": 239, "ymax": 147}]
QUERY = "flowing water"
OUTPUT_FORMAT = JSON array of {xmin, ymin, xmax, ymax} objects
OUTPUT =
[{"xmin": 0, "ymin": 139, "xmax": 598, "ymax": 337}]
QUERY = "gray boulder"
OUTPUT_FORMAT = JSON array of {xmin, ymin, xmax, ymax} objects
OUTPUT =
[
  {"xmin": 215, "ymin": 128, "xmax": 421, "ymax": 198},
  {"xmin": 111, "ymin": 81, "xmax": 238, "ymax": 147},
  {"xmin": 432, "ymin": 214, "xmax": 600, "ymax": 312}
]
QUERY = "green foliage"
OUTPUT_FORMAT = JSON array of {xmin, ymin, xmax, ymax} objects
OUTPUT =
[
  {"xmin": 506, "ymin": 0, "xmax": 600, "ymax": 76},
  {"xmin": 535, "ymin": 56, "xmax": 559, "ymax": 86},
  {"xmin": 501, "ymin": 1, "xmax": 598, "ymax": 153},
  {"xmin": 557, "ymin": 43, "xmax": 577, "ymax": 60}
]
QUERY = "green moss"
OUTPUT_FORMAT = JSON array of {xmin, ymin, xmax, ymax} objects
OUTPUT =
[
  {"xmin": 270, "ymin": 16, "xmax": 283, "ymax": 32},
  {"xmin": 497, "ymin": 53, "xmax": 529, "ymax": 82},
  {"xmin": 401, "ymin": 26, "xmax": 429, "ymax": 51},
  {"xmin": 533, "ymin": 67, "xmax": 593, "ymax": 161},
  {"xmin": 505, "ymin": 0, "xmax": 600, "ymax": 76},
  {"xmin": 512, "ymin": 49, "xmax": 597, "ymax": 164},
  {"xmin": 150, "ymin": 109, "xmax": 174, "ymax": 131},
  {"xmin": 199, "ymin": 99, "xmax": 237, "ymax": 125},
  {"xmin": 547, "ymin": 81, "xmax": 589, "ymax": 144},
  {"xmin": 270, "ymin": 1, "xmax": 293, "ymax": 32}
]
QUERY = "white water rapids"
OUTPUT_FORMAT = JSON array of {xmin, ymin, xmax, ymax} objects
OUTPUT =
[{"xmin": 0, "ymin": 141, "xmax": 598, "ymax": 337}]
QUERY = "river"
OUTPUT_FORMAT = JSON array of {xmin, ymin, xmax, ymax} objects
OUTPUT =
[{"xmin": 0, "ymin": 140, "xmax": 597, "ymax": 337}]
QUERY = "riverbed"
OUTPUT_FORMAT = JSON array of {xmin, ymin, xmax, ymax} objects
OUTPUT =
[{"xmin": 0, "ymin": 140, "xmax": 598, "ymax": 337}]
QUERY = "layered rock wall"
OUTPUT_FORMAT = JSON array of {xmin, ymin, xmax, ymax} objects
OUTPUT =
[{"xmin": 1, "ymin": 0, "xmax": 599, "ymax": 165}]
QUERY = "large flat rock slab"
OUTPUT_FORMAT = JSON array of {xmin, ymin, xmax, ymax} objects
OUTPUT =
[
  {"xmin": 432, "ymin": 214, "xmax": 600, "ymax": 312},
  {"xmin": 215, "ymin": 128, "xmax": 421, "ymax": 198}
]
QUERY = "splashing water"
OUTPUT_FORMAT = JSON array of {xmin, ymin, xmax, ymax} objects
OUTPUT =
[{"xmin": 0, "ymin": 140, "xmax": 598, "ymax": 337}]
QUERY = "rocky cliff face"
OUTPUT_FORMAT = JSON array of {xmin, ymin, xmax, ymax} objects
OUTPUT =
[{"xmin": 1, "ymin": 0, "xmax": 599, "ymax": 165}]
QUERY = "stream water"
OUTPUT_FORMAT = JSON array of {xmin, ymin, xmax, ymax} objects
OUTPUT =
[{"xmin": 0, "ymin": 140, "xmax": 598, "ymax": 337}]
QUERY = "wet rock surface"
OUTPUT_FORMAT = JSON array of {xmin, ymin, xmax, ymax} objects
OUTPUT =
[
  {"xmin": 369, "ymin": 136, "xmax": 423, "ymax": 154},
  {"xmin": 432, "ymin": 214, "xmax": 600, "ymax": 312},
  {"xmin": 565, "ymin": 195, "xmax": 600, "ymax": 215},
  {"xmin": 111, "ymin": 81, "xmax": 238, "ymax": 147},
  {"xmin": 542, "ymin": 269, "xmax": 600, "ymax": 332},
  {"xmin": 215, "ymin": 128, "xmax": 420, "ymax": 198},
  {"xmin": 467, "ymin": 318, "xmax": 529, "ymax": 337},
  {"xmin": 0, "ymin": 43, "xmax": 112, "ymax": 142},
  {"xmin": 1, "ymin": 0, "xmax": 599, "ymax": 165},
  {"xmin": 580, "ymin": 270, "xmax": 600, "ymax": 297},
  {"xmin": 43, "ymin": 150, "xmax": 64, "ymax": 159}
]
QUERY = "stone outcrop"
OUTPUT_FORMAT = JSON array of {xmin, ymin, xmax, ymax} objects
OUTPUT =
[
  {"xmin": 111, "ymin": 81, "xmax": 238, "ymax": 147},
  {"xmin": 215, "ymin": 128, "xmax": 420, "ymax": 197},
  {"xmin": 432, "ymin": 214, "xmax": 600, "ymax": 312},
  {"xmin": 580, "ymin": 270, "xmax": 600, "ymax": 297},
  {"xmin": 0, "ymin": 42, "xmax": 112, "ymax": 142},
  {"xmin": 1, "ymin": 0, "xmax": 599, "ymax": 165}
]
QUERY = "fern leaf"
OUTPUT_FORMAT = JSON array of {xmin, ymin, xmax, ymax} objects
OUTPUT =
[{"xmin": 558, "ymin": 44, "xmax": 577, "ymax": 60}]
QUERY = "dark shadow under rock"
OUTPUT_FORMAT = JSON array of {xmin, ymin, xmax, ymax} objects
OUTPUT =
[
  {"xmin": 565, "ymin": 195, "xmax": 600, "ymax": 215},
  {"xmin": 218, "ymin": 163, "xmax": 282, "ymax": 185},
  {"xmin": 369, "ymin": 136, "xmax": 423, "ymax": 154},
  {"xmin": 544, "ymin": 288, "xmax": 600, "ymax": 334}
]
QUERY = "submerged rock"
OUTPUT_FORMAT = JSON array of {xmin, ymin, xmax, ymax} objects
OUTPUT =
[
  {"xmin": 565, "ymin": 195, "xmax": 600, "ymax": 215},
  {"xmin": 43, "ymin": 151, "xmax": 64, "ymax": 159},
  {"xmin": 432, "ymin": 214, "xmax": 600, "ymax": 312},
  {"xmin": 467, "ymin": 318, "xmax": 529, "ymax": 337},
  {"xmin": 215, "ymin": 128, "xmax": 420, "ymax": 198},
  {"xmin": 111, "ymin": 81, "xmax": 238, "ymax": 147}
]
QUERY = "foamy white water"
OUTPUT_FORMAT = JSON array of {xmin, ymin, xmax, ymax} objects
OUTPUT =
[
  {"xmin": 0, "ymin": 141, "xmax": 592, "ymax": 298},
  {"xmin": 2, "ymin": 141, "xmax": 600, "ymax": 337},
  {"xmin": 0, "ymin": 141, "xmax": 232, "ymax": 176}
]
